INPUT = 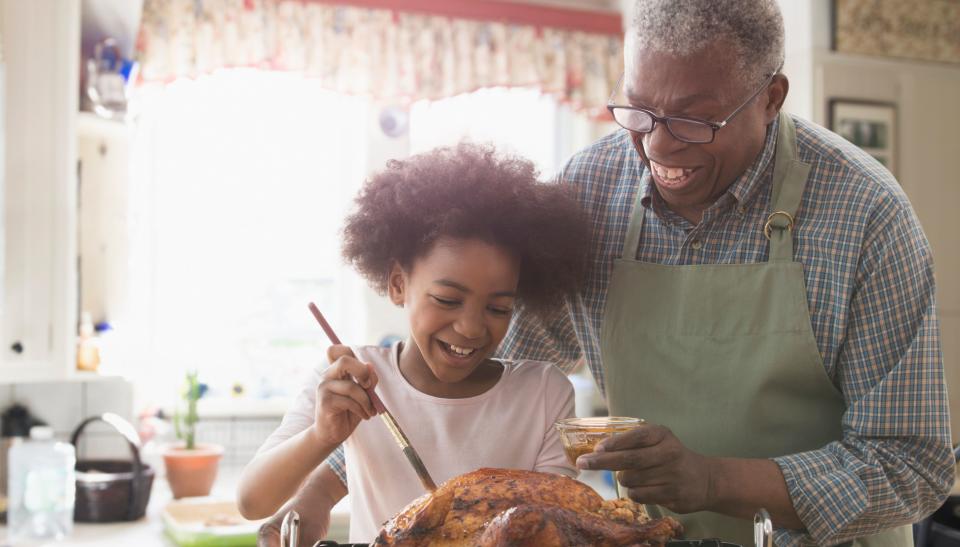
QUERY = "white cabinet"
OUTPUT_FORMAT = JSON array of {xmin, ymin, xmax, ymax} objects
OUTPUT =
[{"xmin": 1, "ymin": 1, "xmax": 80, "ymax": 381}]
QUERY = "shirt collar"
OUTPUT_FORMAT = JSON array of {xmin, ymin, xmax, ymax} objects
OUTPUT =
[{"xmin": 639, "ymin": 114, "xmax": 781, "ymax": 212}]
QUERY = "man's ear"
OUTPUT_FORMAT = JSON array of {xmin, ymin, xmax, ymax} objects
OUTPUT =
[
  {"xmin": 764, "ymin": 74, "xmax": 789, "ymax": 123},
  {"xmin": 387, "ymin": 262, "xmax": 406, "ymax": 307}
]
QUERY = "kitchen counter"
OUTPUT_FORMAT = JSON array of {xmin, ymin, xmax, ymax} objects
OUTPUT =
[
  {"xmin": 1, "ymin": 477, "xmax": 179, "ymax": 547},
  {"xmin": 0, "ymin": 466, "xmax": 351, "ymax": 547}
]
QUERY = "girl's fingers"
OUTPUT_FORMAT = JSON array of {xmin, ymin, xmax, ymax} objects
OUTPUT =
[
  {"xmin": 325, "ymin": 356, "xmax": 377, "ymax": 389},
  {"xmin": 319, "ymin": 378, "xmax": 375, "ymax": 417},
  {"xmin": 326, "ymin": 344, "xmax": 356, "ymax": 363},
  {"xmin": 323, "ymin": 392, "xmax": 371, "ymax": 422}
]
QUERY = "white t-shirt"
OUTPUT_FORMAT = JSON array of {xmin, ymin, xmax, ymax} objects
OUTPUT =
[{"xmin": 258, "ymin": 342, "xmax": 576, "ymax": 543}]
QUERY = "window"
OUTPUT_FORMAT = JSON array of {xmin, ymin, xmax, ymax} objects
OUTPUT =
[
  {"xmin": 409, "ymin": 87, "xmax": 612, "ymax": 180},
  {"xmin": 116, "ymin": 73, "xmax": 611, "ymax": 406},
  {"xmin": 410, "ymin": 87, "xmax": 560, "ymax": 178},
  {"xmin": 124, "ymin": 69, "xmax": 370, "ymax": 401}
]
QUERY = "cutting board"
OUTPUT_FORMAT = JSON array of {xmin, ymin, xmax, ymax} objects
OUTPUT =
[{"xmin": 163, "ymin": 497, "xmax": 263, "ymax": 547}]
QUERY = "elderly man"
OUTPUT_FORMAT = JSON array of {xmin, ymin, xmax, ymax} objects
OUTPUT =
[{"xmin": 500, "ymin": 0, "xmax": 954, "ymax": 545}]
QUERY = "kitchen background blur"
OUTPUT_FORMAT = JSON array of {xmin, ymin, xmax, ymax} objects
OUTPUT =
[{"xmin": 0, "ymin": 0, "xmax": 958, "ymax": 544}]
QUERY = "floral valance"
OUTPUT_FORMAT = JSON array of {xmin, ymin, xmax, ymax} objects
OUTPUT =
[{"xmin": 135, "ymin": 0, "xmax": 624, "ymax": 113}]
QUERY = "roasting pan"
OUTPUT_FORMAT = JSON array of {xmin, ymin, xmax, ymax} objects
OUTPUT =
[
  {"xmin": 308, "ymin": 542, "xmax": 741, "ymax": 547},
  {"xmin": 280, "ymin": 509, "xmax": 774, "ymax": 547}
]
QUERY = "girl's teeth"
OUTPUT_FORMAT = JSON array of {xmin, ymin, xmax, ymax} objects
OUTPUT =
[{"xmin": 447, "ymin": 343, "xmax": 476, "ymax": 356}]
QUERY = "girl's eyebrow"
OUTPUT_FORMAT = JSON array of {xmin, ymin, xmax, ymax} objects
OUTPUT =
[{"xmin": 433, "ymin": 279, "xmax": 516, "ymax": 298}]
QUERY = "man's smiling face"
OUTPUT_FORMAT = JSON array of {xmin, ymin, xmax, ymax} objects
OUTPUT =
[{"xmin": 623, "ymin": 39, "xmax": 785, "ymax": 222}]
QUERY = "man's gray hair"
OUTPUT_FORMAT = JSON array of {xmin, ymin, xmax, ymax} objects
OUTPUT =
[{"xmin": 629, "ymin": 0, "xmax": 784, "ymax": 87}]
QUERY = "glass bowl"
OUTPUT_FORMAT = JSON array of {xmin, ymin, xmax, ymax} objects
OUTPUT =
[{"xmin": 554, "ymin": 416, "xmax": 645, "ymax": 466}]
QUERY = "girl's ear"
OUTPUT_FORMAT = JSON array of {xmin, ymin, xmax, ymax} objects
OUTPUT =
[{"xmin": 387, "ymin": 262, "xmax": 406, "ymax": 307}]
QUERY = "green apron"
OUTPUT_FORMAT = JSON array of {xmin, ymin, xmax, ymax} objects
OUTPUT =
[{"xmin": 599, "ymin": 112, "xmax": 912, "ymax": 547}]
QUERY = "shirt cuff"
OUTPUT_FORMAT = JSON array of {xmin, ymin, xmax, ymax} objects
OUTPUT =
[
  {"xmin": 773, "ymin": 449, "xmax": 869, "ymax": 546},
  {"xmin": 325, "ymin": 446, "xmax": 347, "ymax": 486}
]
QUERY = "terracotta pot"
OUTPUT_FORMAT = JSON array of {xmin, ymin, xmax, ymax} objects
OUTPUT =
[{"xmin": 162, "ymin": 443, "xmax": 223, "ymax": 499}]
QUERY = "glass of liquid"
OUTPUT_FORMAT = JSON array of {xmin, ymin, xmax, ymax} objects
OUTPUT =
[{"xmin": 555, "ymin": 416, "xmax": 645, "ymax": 499}]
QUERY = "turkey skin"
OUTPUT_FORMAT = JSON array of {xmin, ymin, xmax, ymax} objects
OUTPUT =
[{"xmin": 373, "ymin": 468, "xmax": 683, "ymax": 546}]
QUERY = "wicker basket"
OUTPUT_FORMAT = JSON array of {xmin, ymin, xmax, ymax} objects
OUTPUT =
[{"xmin": 71, "ymin": 413, "xmax": 155, "ymax": 522}]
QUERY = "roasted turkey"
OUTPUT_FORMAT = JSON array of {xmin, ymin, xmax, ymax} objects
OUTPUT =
[{"xmin": 373, "ymin": 468, "xmax": 683, "ymax": 546}]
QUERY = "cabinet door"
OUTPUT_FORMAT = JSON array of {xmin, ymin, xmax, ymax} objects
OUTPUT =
[{"xmin": 0, "ymin": 0, "xmax": 79, "ymax": 381}]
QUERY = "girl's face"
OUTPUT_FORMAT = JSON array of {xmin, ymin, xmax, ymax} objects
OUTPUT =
[{"xmin": 389, "ymin": 237, "xmax": 520, "ymax": 390}]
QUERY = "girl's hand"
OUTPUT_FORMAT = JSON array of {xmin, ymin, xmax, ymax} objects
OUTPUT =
[
  {"xmin": 312, "ymin": 345, "xmax": 379, "ymax": 449},
  {"xmin": 256, "ymin": 463, "xmax": 345, "ymax": 547}
]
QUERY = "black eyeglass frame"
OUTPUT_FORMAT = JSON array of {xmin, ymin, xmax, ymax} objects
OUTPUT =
[{"xmin": 606, "ymin": 72, "xmax": 777, "ymax": 144}]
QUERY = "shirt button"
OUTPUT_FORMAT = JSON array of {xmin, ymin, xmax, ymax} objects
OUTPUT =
[{"xmin": 691, "ymin": 240, "xmax": 703, "ymax": 250}]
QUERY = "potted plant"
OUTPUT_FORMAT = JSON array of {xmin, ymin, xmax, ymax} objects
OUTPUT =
[{"xmin": 162, "ymin": 371, "xmax": 223, "ymax": 498}]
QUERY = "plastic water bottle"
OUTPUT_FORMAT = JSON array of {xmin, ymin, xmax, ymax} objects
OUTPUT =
[{"xmin": 7, "ymin": 425, "xmax": 76, "ymax": 544}]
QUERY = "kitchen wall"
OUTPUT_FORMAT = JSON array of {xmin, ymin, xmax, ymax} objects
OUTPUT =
[
  {"xmin": 0, "ymin": 376, "xmax": 276, "ymax": 470},
  {"xmin": 817, "ymin": 55, "xmax": 960, "ymax": 445},
  {"xmin": 0, "ymin": 377, "xmax": 134, "ymax": 459}
]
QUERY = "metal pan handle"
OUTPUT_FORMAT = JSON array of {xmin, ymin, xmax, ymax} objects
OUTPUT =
[
  {"xmin": 281, "ymin": 510, "xmax": 300, "ymax": 547},
  {"xmin": 753, "ymin": 508, "xmax": 773, "ymax": 547}
]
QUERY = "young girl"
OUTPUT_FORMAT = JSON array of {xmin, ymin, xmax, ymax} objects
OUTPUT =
[{"xmin": 238, "ymin": 143, "xmax": 590, "ymax": 543}]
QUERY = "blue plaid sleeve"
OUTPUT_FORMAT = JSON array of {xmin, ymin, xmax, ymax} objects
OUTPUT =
[
  {"xmin": 772, "ymin": 193, "xmax": 954, "ymax": 545},
  {"xmin": 325, "ymin": 446, "xmax": 347, "ymax": 486},
  {"xmin": 500, "ymin": 300, "xmax": 584, "ymax": 374}
]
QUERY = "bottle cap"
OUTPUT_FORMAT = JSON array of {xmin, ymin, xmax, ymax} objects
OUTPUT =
[{"xmin": 29, "ymin": 425, "xmax": 55, "ymax": 440}]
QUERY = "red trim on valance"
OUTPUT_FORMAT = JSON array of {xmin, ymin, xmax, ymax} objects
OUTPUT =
[{"xmin": 303, "ymin": 0, "xmax": 623, "ymax": 35}]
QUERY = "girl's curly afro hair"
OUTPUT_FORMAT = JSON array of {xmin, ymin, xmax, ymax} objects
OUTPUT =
[{"xmin": 341, "ymin": 142, "xmax": 590, "ymax": 317}]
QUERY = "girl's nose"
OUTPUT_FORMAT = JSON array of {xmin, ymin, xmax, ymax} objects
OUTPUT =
[{"xmin": 453, "ymin": 309, "xmax": 486, "ymax": 340}]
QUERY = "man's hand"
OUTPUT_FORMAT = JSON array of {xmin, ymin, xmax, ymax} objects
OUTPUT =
[
  {"xmin": 576, "ymin": 423, "xmax": 715, "ymax": 514},
  {"xmin": 577, "ymin": 422, "xmax": 805, "ymax": 528},
  {"xmin": 257, "ymin": 506, "xmax": 331, "ymax": 547}
]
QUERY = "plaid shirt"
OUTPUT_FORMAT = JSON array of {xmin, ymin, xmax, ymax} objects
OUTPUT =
[{"xmin": 500, "ymin": 114, "xmax": 954, "ymax": 546}]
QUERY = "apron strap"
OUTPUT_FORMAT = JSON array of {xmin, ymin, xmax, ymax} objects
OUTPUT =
[
  {"xmin": 620, "ymin": 168, "xmax": 650, "ymax": 260},
  {"xmin": 766, "ymin": 112, "xmax": 812, "ymax": 262}
]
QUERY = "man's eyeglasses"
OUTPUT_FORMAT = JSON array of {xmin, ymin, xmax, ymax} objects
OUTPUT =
[{"xmin": 606, "ymin": 73, "xmax": 776, "ymax": 144}]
